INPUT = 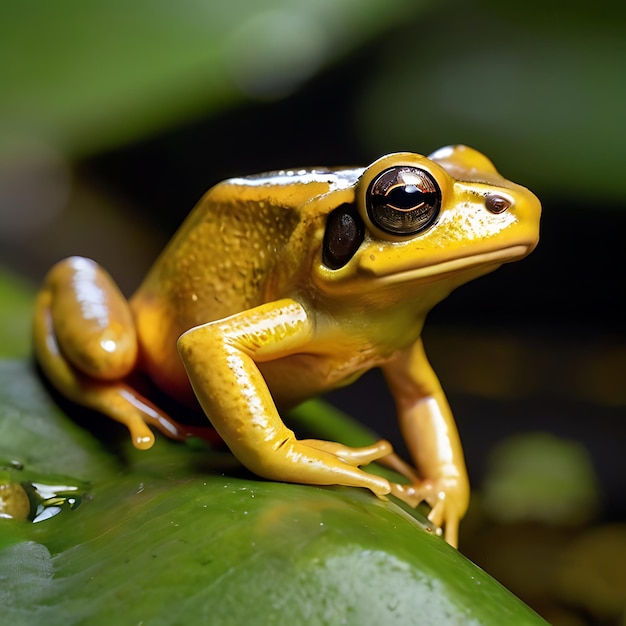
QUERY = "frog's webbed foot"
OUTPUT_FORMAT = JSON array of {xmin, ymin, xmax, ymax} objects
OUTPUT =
[
  {"xmin": 242, "ymin": 436, "xmax": 394, "ymax": 499},
  {"xmin": 270, "ymin": 439, "xmax": 462, "ymax": 545},
  {"xmin": 389, "ymin": 478, "xmax": 463, "ymax": 547},
  {"xmin": 113, "ymin": 384, "xmax": 215, "ymax": 448},
  {"xmin": 365, "ymin": 452, "xmax": 463, "ymax": 546},
  {"xmin": 300, "ymin": 438, "xmax": 394, "ymax": 466},
  {"xmin": 51, "ymin": 376, "xmax": 203, "ymax": 450}
]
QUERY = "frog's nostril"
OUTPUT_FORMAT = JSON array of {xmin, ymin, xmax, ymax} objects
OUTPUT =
[{"xmin": 485, "ymin": 194, "xmax": 512, "ymax": 214}]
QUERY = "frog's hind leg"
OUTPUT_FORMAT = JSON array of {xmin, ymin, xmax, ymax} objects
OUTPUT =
[{"xmin": 32, "ymin": 257, "xmax": 192, "ymax": 449}]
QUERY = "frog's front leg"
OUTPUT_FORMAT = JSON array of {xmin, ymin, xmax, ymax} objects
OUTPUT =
[
  {"xmin": 33, "ymin": 256, "xmax": 196, "ymax": 448},
  {"xmin": 382, "ymin": 339, "xmax": 470, "ymax": 547},
  {"xmin": 177, "ymin": 299, "xmax": 394, "ymax": 497}
]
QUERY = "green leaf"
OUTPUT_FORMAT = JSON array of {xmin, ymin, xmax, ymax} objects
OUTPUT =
[
  {"xmin": 0, "ymin": 0, "xmax": 427, "ymax": 157},
  {"xmin": 0, "ymin": 359, "xmax": 547, "ymax": 624},
  {"xmin": 0, "ymin": 268, "xmax": 34, "ymax": 358}
]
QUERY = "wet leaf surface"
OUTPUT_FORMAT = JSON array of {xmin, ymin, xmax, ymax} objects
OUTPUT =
[{"xmin": 0, "ymin": 359, "xmax": 547, "ymax": 624}]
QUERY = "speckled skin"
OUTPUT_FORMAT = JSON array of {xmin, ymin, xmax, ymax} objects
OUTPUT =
[
  {"xmin": 131, "ymin": 172, "xmax": 333, "ymax": 402},
  {"xmin": 33, "ymin": 146, "xmax": 541, "ymax": 545}
]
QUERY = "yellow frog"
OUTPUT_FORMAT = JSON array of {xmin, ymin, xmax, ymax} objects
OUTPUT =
[{"xmin": 33, "ymin": 145, "xmax": 540, "ymax": 546}]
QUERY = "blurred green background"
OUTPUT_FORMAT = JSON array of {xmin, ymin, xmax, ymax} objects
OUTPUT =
[{"xmin": 1, "ymin": 1, "xmax": 625, "ymax": 623}]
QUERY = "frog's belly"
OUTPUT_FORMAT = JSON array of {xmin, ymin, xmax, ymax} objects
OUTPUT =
[{"xmin": 259, "ymin": 352, "xmax": 378, "ymax": 409}]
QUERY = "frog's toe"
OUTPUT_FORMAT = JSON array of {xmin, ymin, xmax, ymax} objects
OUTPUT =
[
  {"xmin": 389, "ymin": 481, "xmax": 461, "ymax": 547},
  {"xmin": 300, "ymin": 438, "xmax": 393, "ymax": 466},
  {"xmin": 127, "ymin": 422, "xmax": 155, "ymax": 450},
  {"xmin": 388, "ymin": 482, "xmax": 423, "ymax": 507},
  {"xmin": 243, "ymin": 437, "xmax": 393, "ymax": 498}
]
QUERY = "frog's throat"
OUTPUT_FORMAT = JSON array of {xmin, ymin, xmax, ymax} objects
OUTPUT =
[{"xmin": 362, "ymin": 245, "xmax": 530, "ymax": 284}]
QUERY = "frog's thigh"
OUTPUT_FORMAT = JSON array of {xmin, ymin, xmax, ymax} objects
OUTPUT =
[
  {"xmin": 35, "ymin": 256, "xmax": 137, "ymax": 380},
  {"xmin": 178, "ymin": 299, "xmax": 391, "ymax": 497},
  {"xmin": 33, "ymin": 257, "xmax": 161, "ymax": 448}
]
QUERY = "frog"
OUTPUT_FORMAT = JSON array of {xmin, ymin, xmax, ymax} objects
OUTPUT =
[{"xmin": 32, "ymin": 145, "xmax": 541, "ymax": 546}]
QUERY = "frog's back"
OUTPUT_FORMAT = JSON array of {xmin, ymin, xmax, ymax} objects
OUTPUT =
[{"xmin": 133, "ymin": 187, "xmax": 291, "ymax": 335}]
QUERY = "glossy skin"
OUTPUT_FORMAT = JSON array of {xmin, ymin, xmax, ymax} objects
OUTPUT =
[{"xmin": 33, "ymin": 145, "xmax": 540, "ymax": 546}]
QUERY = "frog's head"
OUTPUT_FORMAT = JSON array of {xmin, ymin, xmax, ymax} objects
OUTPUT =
[{"xmin": 311, "ymin": 145, "xmax": 540, "ymax": 300}]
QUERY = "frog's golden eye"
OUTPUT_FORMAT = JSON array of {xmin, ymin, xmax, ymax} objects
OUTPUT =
[
  {"xmin": 366, "ymin": 167, "xmax": 441, "ymax": 236},
  {"xmin": 322, "ymin": 203, "xmax": 365, "ymax": 270}
]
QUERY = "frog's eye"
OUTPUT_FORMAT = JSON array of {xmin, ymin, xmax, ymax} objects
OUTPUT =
[
  {"xmin": 485, "ymin": 193, "xmax": 512, "ymax": 214},
  {"xmin": 366, "ymin": 166, "xmax": 441, "ymax": 236},
  {"xmin": 322, "ymin": 203, "xmax": 365, "ymax": 270}
]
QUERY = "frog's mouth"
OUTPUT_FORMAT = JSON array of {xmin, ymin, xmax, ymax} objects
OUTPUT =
[{"xmin": 360, "ymin": 244, "xmax": 531, "ymax": 284}]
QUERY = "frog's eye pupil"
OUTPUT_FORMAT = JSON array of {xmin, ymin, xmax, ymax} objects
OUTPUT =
[
  {"xmin": 366, "ymin": 167, "xmax": 441, "ymax": 236},
  {"xmin": 322, "ymin": 203, "xmax": 365, "ymax": 270}
]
